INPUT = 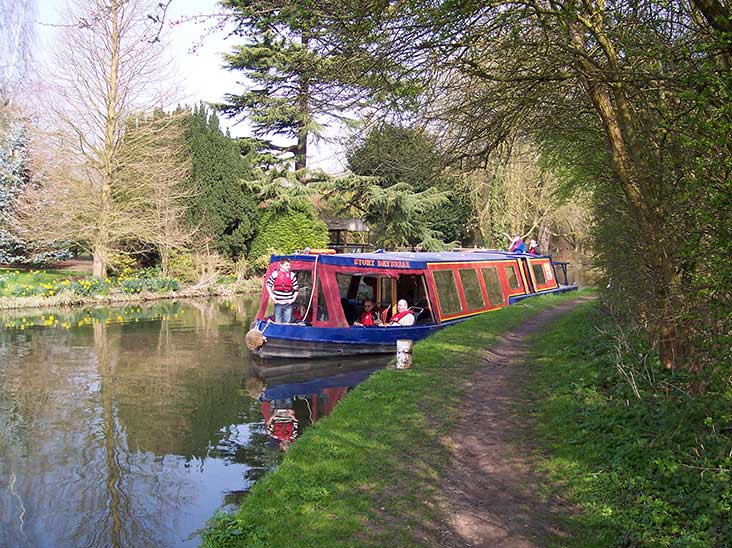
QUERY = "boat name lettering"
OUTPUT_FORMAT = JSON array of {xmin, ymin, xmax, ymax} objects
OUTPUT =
[
  {"xmin": 352, "ymin": 259, "xmax": 412, "ymax": 268},
  {"xmin": 377, "ymin": 260, "xmax": 410, "ymax": 268}
]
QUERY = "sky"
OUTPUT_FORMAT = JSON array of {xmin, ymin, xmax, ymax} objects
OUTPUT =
[{"xmin": 32, "ymin": 0, "xmax": 347, "ymax": 173}]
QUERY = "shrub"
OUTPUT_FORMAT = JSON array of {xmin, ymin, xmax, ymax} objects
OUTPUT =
[
  {"xmin": 71, "ymin": 277, "xmax": 110, "ymax": 296},
  {"xmin": 247, "ymin": 210, "xmax": 329, "ymax": 263},
  {"xmin": 107, "ymin": 252, "xmax": 136, "ymax": 279},
  {"xmin": 119, "ymin": 278, "xmax": 147, "ymax": 294},
  {"xmin": 234, "ymin": 256, "xmax": 252, "ymax": 281},
  {"xmin": 120, "ymin": 277, "xmax": 180, "ymax": 294},
  {"xmin": 146, "ymin": 278, "xmax": 180, "ymax": 292},
  {"xmin": 137, "ymin": 266, "xmax": 162, "ymax": 279},
  {"xmin": 251, "ymin": 248, "xmax": 282, "ymax": 273},
  {"xmin": 167, "ymin": 250, "xmax": 197, "ymax": 283}
]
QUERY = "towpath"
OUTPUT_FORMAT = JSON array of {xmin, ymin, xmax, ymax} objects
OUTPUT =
[{"xmin": 436, "ymin": 296, "xmax": 594, "ymax": 547}]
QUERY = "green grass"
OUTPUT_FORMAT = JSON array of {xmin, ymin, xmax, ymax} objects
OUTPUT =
[
  {"xmin": 203, "ymin": 291, "xmax": 590, "ymax": 548},
  {"xmin": 0, "ymin": 268, "xmax": 85, "ymax": 297},
  {"xmin": 527, "ymin": 303, "xmax": 732, "ymax": 547}
]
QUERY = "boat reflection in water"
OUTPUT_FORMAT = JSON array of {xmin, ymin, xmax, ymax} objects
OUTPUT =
[{"xmin": 246, "ymin": 356, "xmax": 389, "ymax": 451}]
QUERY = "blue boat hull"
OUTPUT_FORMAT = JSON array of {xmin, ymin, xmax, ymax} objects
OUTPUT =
[
  {"xmin": 252, "ymin": 285, "xmax": 578, "ymax": 359},
  {"xmin": 251, "ymin": 319, "xmax": 457, "ymax": 358}
]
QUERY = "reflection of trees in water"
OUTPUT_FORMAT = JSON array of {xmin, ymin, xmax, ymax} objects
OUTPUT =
[{"xmin": 0, "ymin": 297, "xmax": 275, "ymax": 547}]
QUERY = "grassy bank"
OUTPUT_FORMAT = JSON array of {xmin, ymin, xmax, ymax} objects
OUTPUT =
[
  {"xmin": 528, "ymin": 303, "xmax": 732, "ymax": 547},
  {"xmin": 0, "ymin": 268, "xmax": 261, "ymax": 310},
  {"xmin": 204, "ymin": 291, "xmax": 589, "ymax": 548}
]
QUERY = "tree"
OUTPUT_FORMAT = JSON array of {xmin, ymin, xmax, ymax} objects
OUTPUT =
[
  {"xmin": 0, "ymin": 0, "xmax": 34, "ymax": 104},
  {"xmin": 341, "ymin": 123, "xmax": 473, "ymax": 248},
  {"xmin": 245, "ymin": 169, "xmax": 329, "ymax": 262},
  {"xmin": 312, "ymin": 0, "xmax": 732, "ymax": 379},
  {"xmin": 218, "ymin": 0, "xmax": 370, "ymax": 172},
  {"xmin": 184, "ymin": 104, "xmax": 259, "ymax": 259},
  {"xmin": 12, "ymin": 0, "xmax": 179, "ymax": 277},
  {"xmin": 120, "ymin": 110, "xmax": 194, "ymax": 276},
  {"xmin": 0, "ymin": 112, "xmax": 71, "ymax": 264}
]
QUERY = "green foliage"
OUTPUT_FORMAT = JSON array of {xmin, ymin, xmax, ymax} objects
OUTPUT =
[
  {"xmin": 107, "ymin": 252, "xmax": 136, "ymax": 279},
  {"xmin": 167, "ymin": 250, "xmax": 197, "ymax": 283},
  {"xmin": 71, "ymin": 276, "xmax": 110, "ymax": 296},
  {"xmin": 219, "ymin": 1, "xmax": 372, "ymax": 169},
  {"xmin": 347, "ymin": 124, "xmax": 442, "ymax": 188},
  {"xmin": 529, "ymin": 304, "xmax": 732, "ymax": 547},
  {"xmin": 184, "ymin": 104, "xmax": 259, "ymax": 259},
  {"xmin": 250, "ymin": 249, "xmax": 281, "ymax": 273},
  {"xmin": 322, "ymin": 174, "xmax": 452, "ymax": 250},
  {"xmin": 248, "ymin": 210, "xmax": 328, "ymax": 263},
  {"xmin": 243, "ymin": 168, "xmax": 320, "ymax": 214},
  {"xmin": 119, "ymin": 277, "xmax": 180, "ymax": 294},
  {"xmin": 341, "ymin": 123, "xmax": 476, "ymax": 248}
]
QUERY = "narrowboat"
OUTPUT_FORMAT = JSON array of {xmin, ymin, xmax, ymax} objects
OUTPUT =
[{"xmin": 245, "ymin": 250, "xmax": 577, "ymax": 359}]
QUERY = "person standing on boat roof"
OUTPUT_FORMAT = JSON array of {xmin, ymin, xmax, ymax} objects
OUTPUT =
[
  {"xmin": 266, "ymin": 258, "xmax": 299, "ymax": 323},
  {"xmin": 509, "ymin": 235, "xmax": 525, "ymax": 253},
  {"xmin": 353, "ymin": 299, "xmax": 382, "ymax": 326},
  {"xmin": 528, "ymin": 239, "xmax": 540, "ymax": 255},
  {"xmin": 384, "ymin": 299, "xmax": 415, "ymax": 327}
]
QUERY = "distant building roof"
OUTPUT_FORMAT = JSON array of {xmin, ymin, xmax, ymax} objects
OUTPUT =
[{"xmin": 324, "ymin": 218, "xmax": 370, "ymax": 232}]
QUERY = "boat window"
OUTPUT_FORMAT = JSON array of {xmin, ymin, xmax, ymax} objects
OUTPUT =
[
  {"xmin": 432, "ymin": 270, "xmax": 463, "ymax": 316},
  {"xmin": 481, "ymin": 267, "xmax": 504, "ymax": 306},
  {"xmin": 532, "ymin": 263, "xmax": 547, "ymax": 285},
  {"xmin": 504, "ymin": 265, "xmax": 520, "ymax": 290},
  {"xmin": 459, "ymin": 268, "xmax": 485, "ymax": 310},
  {"xmin": 316, "ymin": 279, "xmax": 329, "ymax": 322},
  {"xmin": 294, "ymin": 270, "xmax": 313, "ymax": 310},
  {"xmin": 397, "ymin": 274, "xmax": 434, "ymax": 323}
]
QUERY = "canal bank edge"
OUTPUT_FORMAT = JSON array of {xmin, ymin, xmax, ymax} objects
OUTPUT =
[
  {"xmin": 0, "ymin": 277, "xmax": 262, "ymax": 311},
  {"xmin": 203, "ymin": 290, "xmax": 594, "ymax": 548}
]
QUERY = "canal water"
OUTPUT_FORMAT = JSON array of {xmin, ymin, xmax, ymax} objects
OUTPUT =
[{"xmin": 0, "ymin": 297, "xmax": 387, "ymax": 547}]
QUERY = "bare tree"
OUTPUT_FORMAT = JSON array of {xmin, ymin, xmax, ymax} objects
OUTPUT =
[
  {"xmin": 0, "ymin": 0, "xmax": 35, "ymax": 105},
  {"xmin": 120, "ymin": 110, "xmax": 195, "ymax": 276},
  {"xmin": 12, "ymin": 0, "xmax": 180, "ymax": 277}
]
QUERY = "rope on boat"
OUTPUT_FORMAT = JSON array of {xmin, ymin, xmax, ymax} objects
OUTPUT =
[{"xmin": 302, "ymin": 253, "xmax": 320, "ymax": 322}]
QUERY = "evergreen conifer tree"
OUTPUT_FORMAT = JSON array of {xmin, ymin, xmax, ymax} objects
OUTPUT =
[
  {"xmin": 219, "ymin": 0, "xmax": 365, "ymax": 172},
  {"xmin": 185, "ymin": 103, "xmax": 259, "ymax": 258}
]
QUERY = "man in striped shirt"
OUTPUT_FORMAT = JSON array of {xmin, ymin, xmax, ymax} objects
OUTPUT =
[{"xmin": 266, "ymin": 258, "xmax": 299, "ymax": 323}]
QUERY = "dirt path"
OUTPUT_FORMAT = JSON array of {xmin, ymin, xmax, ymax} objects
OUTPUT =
[{"xmin": 437, "ymin": 296, "xmax": 594, "ymax": 547}]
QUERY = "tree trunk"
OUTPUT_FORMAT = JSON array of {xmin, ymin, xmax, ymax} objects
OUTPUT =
[
  {"xmin": 295, "ymin": 28, "xmax": 310, "ymax": 175},
  {"xmin": 93, "ymin": 243, "xmax": 107, "ymax": 278},
  {"xmin": 160, "ymin": 245, "xmax": 170, "ymax": 278},
  {"xmin": 94, "ymin": 0, "xmax": 120, "ymax": 279}
]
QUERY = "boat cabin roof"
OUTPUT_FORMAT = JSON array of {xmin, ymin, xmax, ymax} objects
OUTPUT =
[{"xmin": 272, "ymin": 250, "xmax": 537, "ymax": 270}]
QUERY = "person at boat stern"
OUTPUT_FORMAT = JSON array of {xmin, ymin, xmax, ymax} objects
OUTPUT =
[{"xmin": 266, "ymin": 258, "xmax": 299, "ymax": 323}]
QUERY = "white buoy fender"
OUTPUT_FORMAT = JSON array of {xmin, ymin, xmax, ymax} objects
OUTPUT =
[
  {"xmin": 395, "ymin": 339, "xmax": 413, "ymax": 369},
  {"xmin": 245, "ymin": 328, "xmax": 266, "ymax": 350}
]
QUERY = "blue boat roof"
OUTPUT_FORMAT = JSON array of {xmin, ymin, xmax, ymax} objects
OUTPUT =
[{"xmin": 274, "ymin": 250, "xmax": 539, "ymax": 269}]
